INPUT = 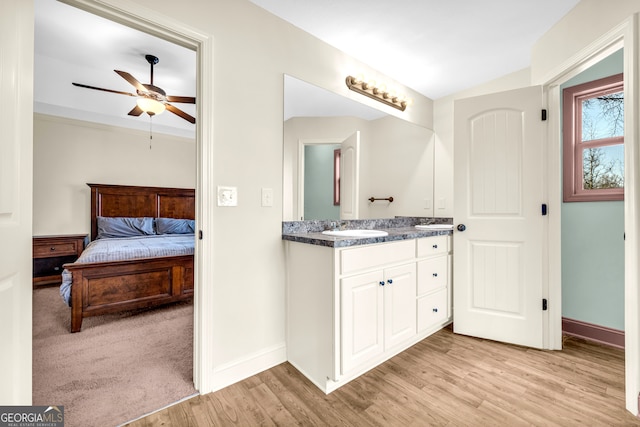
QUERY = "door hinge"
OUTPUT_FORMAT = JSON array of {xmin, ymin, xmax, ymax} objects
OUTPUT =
[
  {"xmin": 542, "ymin": 298, "xmax": 548, "ymax": 311},
  {"xmin": 541, "ymin": 203, "xmax": 548, "ymax": 216},
  {"xmin": 199, "ymin": 230, "xmax": 203, "ymax": 240},
  {"xmin": 541, "ymin": 109, "xmax": 547, "ymax": 121}
]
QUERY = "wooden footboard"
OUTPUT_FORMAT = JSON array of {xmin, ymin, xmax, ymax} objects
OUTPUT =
[{"xmin": 65, "ymin": 255, "xmax": 193, "ymax": 333}]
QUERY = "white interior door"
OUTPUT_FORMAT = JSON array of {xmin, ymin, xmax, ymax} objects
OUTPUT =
[
  {"xmin": 453, "ymin": 86, "xmax": 546, "ymax": 348},
  {"xmin": 0, "ymin": 0, "xmax": 34, "ymax": 404},
  {"xmin": 340, "ymin": 131, "xmax": 360, "ymax": 220}
]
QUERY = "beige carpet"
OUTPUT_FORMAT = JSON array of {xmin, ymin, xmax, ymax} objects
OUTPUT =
[{"xmin": 32, "ymin": 286, "xmax": 197, "ymax": 427}]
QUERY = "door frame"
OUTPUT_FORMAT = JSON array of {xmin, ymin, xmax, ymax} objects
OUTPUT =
[
  {"xmin": 62, "ymin": 0, "xmax": 215, "ymax": 394},
  {"xmin": 297, "ymin": 138, "xmax": 343, "ymax": 220},
  {"xmin": 541, "ymin": 15, "xmax": 638, "ymax": 413}
]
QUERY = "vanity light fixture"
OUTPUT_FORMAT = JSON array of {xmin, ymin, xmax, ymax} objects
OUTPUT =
[{"xmin": 346, "ymin": 75, "xmax": 411, "ymax": 111}]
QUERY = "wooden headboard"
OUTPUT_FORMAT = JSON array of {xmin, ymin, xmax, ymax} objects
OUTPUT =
[{"xmin": 88, "ymin": 183, "xmax": 196, "ymax": 241}]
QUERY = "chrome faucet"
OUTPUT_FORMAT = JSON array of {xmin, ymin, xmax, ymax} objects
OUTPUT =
[{"xmin": 326, "ymin": 221, "xmax": 339, "ymax": 231}]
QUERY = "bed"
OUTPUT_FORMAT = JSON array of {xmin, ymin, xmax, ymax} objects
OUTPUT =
[{"xmin": 62, "ymin": 183, "xmax": 195, "ymax": 333}]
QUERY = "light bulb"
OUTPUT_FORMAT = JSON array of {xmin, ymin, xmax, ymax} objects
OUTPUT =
[
  {"xmin": 136, "ymin": 97, "xmax": 166, "ymax": 115},
  {"xmin": 364, "ymin": 79, "xmax": 377, "ymax": 90},
  {"xmin": 373, "ymin": 83, "xmax": 387, "ymax": 95}
]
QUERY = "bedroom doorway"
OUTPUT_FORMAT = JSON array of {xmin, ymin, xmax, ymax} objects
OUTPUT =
[{"xmin": 32, "ymin": 0, "xmax": 213, "ymax": 423}]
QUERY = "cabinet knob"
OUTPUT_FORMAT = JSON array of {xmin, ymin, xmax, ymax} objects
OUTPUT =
[
  {"xmin": 457, "ymin": 224, "xmax": 466, "ymax": 232},
  {"xmin": 433, "ymin": 308, "xmax": 438, "ymax": 313},
  {"xmin": 387, "ymin": 279, "xmax": 393, "ymax": 284},
  {"xmin": 379, "ymin": 281, "xmax": 385, "ymax": 286},
  {"xmin": 432, "ymin": 273, "xmax": 438, "ymax": 277},
  {"xmin": 50, "ymin": 247, "xmax": 56, "ymax": 251},
  {"xmin": 432, "ymin": 244, "xmax": 438, "ymax": 249}
]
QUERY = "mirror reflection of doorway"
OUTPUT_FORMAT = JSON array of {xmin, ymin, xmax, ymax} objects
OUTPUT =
[
  {"xmin": 303, "ymin": 143, "xmax": 341, "ymax": 220},
  {"xmin": 299, "ymin": 131, "xmax": 360, "ymax": 221}
]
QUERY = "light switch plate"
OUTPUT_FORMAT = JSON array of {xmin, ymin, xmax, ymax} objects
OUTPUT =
[
  {"xmin": 261, "ymin": 188, "xmax": 273, "ymax": 207},
  {"xmin": 217, "ymin": 186, "xmax": 238, "ymax": 206}
]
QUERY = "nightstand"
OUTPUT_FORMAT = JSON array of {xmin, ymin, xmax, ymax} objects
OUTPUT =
[{"xmin": 32, "ymin": 234, "xmax": 87, "ymax": 287}]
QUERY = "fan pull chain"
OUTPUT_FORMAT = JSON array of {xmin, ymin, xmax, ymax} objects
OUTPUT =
[{"xmin": 149, "ymin": 115, "xmax": 153, "ymax": 149}]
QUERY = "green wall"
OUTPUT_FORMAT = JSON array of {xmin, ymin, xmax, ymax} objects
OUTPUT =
[
  {"xmin": 561, "ymin": 49, "xmax": 624, "ymax": 330},
  {"xmin": 304, "ymin": 144, "xmax": 341, "ymax": 220}
]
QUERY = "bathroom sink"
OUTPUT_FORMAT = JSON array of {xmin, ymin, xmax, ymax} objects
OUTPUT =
[
  {"xmin": 322, "ymin": 229, "xmax": 389, "ymax": 238},
  {"xmin": 415, "ymin": 224, "xmax": 454, "ymax": 230}
]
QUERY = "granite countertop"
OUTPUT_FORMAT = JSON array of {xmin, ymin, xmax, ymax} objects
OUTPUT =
[{"xmin": 282, "ymin": 217, "xmax": 454, "ymax": 248}]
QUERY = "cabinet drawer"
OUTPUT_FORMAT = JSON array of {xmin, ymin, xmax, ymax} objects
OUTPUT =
[
  {"xmin": 416, "ymin": 235, "xmax": 449, "ymax": 258},
  {"xmin": 33, "ymin": 255, "xmax": 77, "ymax": 278},
  {"xmin": 33, "ymin": 241, "xmax": 79, "ymax": 258},
  {"xmin": 417, "ymin": 287, "xmax": 448, "ymax": 333},
  {"xmin": 340, "ymin": 240, "xmax": 415, "ymax": 275},
  {"xmin": 417, "ymin": 255, "xmax": 448, "ymax": 296}
]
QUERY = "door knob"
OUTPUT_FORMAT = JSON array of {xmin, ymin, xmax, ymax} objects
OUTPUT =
[{"xmin": 457, "ymin": 224, "xmax": 466, "ymax": 232}]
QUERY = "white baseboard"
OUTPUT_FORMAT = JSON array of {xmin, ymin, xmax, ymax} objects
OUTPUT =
[{"xmin": 210, "ymin": 342, "xmax": 287, "ymax": 392}]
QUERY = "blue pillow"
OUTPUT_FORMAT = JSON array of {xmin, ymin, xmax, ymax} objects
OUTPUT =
[
  {"xmin": 96, "ymin": 216, "xmax": 156, "ymax": 239},
  {"xmin": 155, "ymin": 217, "xmax": 195, "ymax": 235}
]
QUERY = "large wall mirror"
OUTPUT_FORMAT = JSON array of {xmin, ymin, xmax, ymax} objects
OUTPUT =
[{"xmin": 283, "ymin": 75, "xmax": 435, "ymax": 221}]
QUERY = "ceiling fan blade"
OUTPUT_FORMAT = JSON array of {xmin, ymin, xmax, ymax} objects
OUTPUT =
[
  {"xmin": 166, "ymin": 95, "xmax": 196, "ymax": 104},
  {"xmin": 166, "ymin": 103, "xmax": 196, "ymax": 124},
  {"xmin": 72, "ymin": 82, "xmax": 136, "ymax": 97},
  {"xmin": 128, "ymin": 105, "xmax": 144, "ymax": 116},
  {"xmin": 114, "ymin": 70, "xmax": 147, "ymax": 93}
]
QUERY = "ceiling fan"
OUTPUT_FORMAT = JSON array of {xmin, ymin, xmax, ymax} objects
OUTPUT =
[{"xmin": 72, "ymin": 54, "xmax": 196, "ymax": 124}]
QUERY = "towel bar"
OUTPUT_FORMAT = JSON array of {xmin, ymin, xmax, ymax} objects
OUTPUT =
[{"xmin": 368, "ymin": 196, "xmax": 394, "ymax": 203}]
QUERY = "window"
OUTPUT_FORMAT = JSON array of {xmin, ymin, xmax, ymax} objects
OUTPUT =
[{"xmin": 563, "ymin": 73, "xmax": 624, "ymax": 202}]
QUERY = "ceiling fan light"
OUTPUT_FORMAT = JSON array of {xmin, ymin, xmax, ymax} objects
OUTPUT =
[{"xmin": 136, "ymin": 97, "xmax": 165, "ymax": 115}]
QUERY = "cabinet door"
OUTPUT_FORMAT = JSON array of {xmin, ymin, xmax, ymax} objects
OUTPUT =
[
  {"xmin": 341, "ymin": 271, "xmax": 384, "ymax": 374},
  {"xmin": 384, "ymin": 263, "xmax": 417, "ymax": 349}
]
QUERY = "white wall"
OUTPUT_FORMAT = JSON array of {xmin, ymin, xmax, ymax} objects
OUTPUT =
[
  {"xmin": 33, "ymin": 114, "xmax": 195, "ymax": 236},
  {"xmin": 366, "ymin": 116, "xmax": 435, "ymax": 219},
  {"xmin": 531, "ymin": 0, "xmax": 640, "ymax": 85}
]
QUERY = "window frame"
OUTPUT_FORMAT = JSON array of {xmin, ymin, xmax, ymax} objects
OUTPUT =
[{"xmin": 563, "ymin": 73, "xmax": 624, "ymax": 202}]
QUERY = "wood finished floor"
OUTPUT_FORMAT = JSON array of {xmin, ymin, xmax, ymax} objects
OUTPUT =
[{"xmin": 124, "ymin": 327, "xmax": 640, "ymax": 426}]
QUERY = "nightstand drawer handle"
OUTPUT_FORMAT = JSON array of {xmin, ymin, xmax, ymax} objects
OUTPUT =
[{"xmin": 50, "ymin": 247, "xmax": 56, "ymax": 251}]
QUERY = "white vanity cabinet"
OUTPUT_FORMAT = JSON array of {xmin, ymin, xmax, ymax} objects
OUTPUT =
[
  {"xmin": 340, "ymin": 258, "xmax": 416, "ymax": 374},
  {"xmin": 416, "ymin": 235, "xmax": 451, "ymax": 332},
  {"xmin": 285, "ymin": 234, "xmax": 452, "ymax": 394}
]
